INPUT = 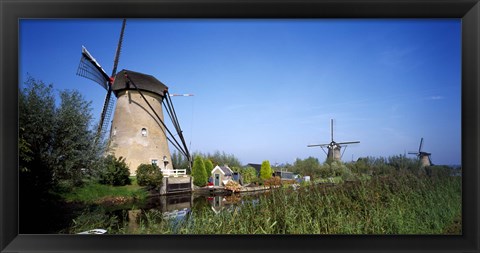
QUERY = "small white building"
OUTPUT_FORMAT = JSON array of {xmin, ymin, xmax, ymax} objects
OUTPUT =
[{"xmin": 211, "ymin": 165, "xmax": 233, "ymax": 186}]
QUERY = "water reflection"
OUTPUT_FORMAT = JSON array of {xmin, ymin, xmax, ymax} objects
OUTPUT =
[
  {"xmin": 142, "ymin": 192, "xmax": 263, "ymax": 216},
  {"xmin": 144, "ymin": 194, "xmax": 194, "ymax": 213},
  {"xmin": 67, "ymin": 191, "xmax": 266, "ymax": 234}
]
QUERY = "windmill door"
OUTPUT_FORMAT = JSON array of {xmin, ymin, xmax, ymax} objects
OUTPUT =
[{"xmin": 214, "ymin": 174, "xmax": 220, "ymax": 186}]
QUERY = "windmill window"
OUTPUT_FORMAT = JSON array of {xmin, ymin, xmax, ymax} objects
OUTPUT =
[
  {"xmin": 113, "ymin": 127, "xmax": 117, "ymax": 136},
  {"xmin": 151, "ymin": 159, "xmax": 158, "ymax": 166},
  {"xmin": 141, "ymin": 128, "xmax": 147, "ymax": 137}
]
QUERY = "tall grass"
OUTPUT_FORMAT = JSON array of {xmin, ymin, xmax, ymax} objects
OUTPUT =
[{"xmin": 107, "ymin": 171, "xmax": 461, "ymax": 234}]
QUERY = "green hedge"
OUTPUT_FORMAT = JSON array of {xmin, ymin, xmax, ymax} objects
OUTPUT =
[{"xmin": 136, "ymin": 164, "xmax": 163, "ymax": 189}]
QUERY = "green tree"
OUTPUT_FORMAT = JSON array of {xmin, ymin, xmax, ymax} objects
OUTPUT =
[
  {"xmin": 260, "ymin": 160, "xmax": 273, "ymax": 180},
  {"xmin": 99, "ymin": 155, "xmax": 131, "ymax": 186},
  {"xmin": 136, "ymin": 163, "xmax": 163, "ymax": 190},
  {"xmin": 292, "ymin": 157, "xmax": 320, "ymax": 178},
  {"xmin": 19, "ymin": 126, "xmax": 33, "ymax": 173},
  {"xmin": 19, "ymin": 77, "xmax": 57, "ymax": 193},
  {"xmin": 206, "ymin": 151, "xmax": 242, "ymax": 168},
  {"xmin": 52, "ymin": 90, "xmax": 101, "ymax": 186},
  {"xmin": 318, "ymin": 163, "xmax": 334, "ymax": 178},
  {"xmin": 204, "ymin": 159, "xmax": 213, "ymax": 178},
  {"xmin": 387, "ymin": 154, "xmax": 422, "ymax": 174},
  {"xmin": 171, "ymin": 150, "xmax": 191, "ymax": 174},
  {"xmin": 192, "ymin": 156, "xmax": 208, "ymax": 186},
  {"xmin": 19, "ymin": 76, "xmax": 106, "ymax": 233},
  {"xmin": 241, "ymin": 166, "xmax": 257, "ymax": 184},
  {"xmin": 19, "ymin": 76, "xmax": 105, "ymax": 191}
]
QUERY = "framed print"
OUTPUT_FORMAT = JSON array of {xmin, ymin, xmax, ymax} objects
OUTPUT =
[{"xmin": 1, "ymin": 0, "xmax": 479, "ymax": 252}]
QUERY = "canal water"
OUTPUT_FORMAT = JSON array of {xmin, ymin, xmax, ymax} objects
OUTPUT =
[{"xmin": 66, "ymin": 191, "xmax": 266, "ymax": 234}]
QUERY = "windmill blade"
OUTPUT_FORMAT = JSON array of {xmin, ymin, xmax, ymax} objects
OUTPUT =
[
  {"xmin": 330, "ymin": 119, "xmax": 334, "ymax": 142},
  {"xmin": 419, "ymin": 137, "xmax": 424, "ymax": 153},
  {"xmin": 307, "ymin": 144, "xmax": 329, "ymax": 156},
  {"xmin": 97, "ymin": 19, "xmax": 127, "ymax": 136},
  {"xmin": 77, "ymin": 46, "xmax": 113, "ymax": 137},
  {"xmin": 408, "ymin": 151, "xmax": 419, "ymax": 155},
  {"xmin": 78, "ymin": 19, "xmax": 127, "ymax": 138},
  {"xmin": 308, "ymin": 143, "xmax": 330, "ymax": 147},
  {"xmin": 77, "ymin": 46, "xmax": 110, "ymax": 89},
  {"xmin": 110, "ymin": 18, "xmax": 127, "ymax": 77},
  {"xmin": 169, "ymin": 93, "xmax": 194, "ymax": 97},
  {"xmin": 98, "ymin": 92, "xmax": 116, "ymax": 137},
  {"xmin": 337, "ymin": 141, "xmax": 360, "ymax": 145}
]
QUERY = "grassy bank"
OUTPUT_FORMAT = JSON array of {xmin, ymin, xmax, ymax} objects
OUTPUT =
[
  {"xmin": 60, "ymin": 178, "xmax": 148, "ymax": 205},
  {"xmin": 116, "ymin": 171, "xmax": 461, "ymax": 234}
]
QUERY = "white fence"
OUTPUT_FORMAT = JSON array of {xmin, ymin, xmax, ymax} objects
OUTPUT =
[{"xmin": 161, "ymin": 169, "xmax": 187, "ymax": 177}]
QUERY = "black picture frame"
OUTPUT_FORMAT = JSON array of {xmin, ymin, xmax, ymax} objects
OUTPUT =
[{"xmin": 1, "ymin": 0, "xmax": 479, "ymax": 252}]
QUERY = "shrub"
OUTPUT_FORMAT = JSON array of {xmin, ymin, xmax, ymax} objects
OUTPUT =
[
  {"xmin": 293, "ymin": 157, "xmax": 321, "ymax": 178},
  {"xmin": 319, "ymin": 163, "xmax": 334, "ymax": 178},
  {"xmin": 241, "ymin": 166, "xmax": 258, "ymax": 184},
  {"xmin": 260, "ymin": 160, "xmax": 273, "ymax": 180},
  {"xmin": 192, "ymin": 156, "xmax": 208, "ymax": 187},
  {"xmin": 136, "ymin": 164, "xmax": 163, "ymax": 189},
  {"xmin": 204, "ymin": 159, "xmax": 213, "ymax": 178},
  {"xmin": 99, "ymin": 155, "xmax": 131, "ymax": 186},
  {"xmin": 341, "ymin": 167, "xmax": 356, "ymax": 181}
]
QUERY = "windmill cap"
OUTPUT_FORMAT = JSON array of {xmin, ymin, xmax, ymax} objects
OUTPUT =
[{"xmin": 112, "ymin": 69, "xmax": 168, "ymax": 97}]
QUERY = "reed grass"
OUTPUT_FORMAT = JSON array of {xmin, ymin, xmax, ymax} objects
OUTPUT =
[{"xmin": 113, "ymin": 171, "xmax": 461, "ymax": 235}]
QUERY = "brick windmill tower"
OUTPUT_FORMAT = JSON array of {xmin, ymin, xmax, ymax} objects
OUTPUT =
[
  {"xmin": 76, "ymin": 19, "xmax": 191, "ymax": 175},
  {"xmin": 108, "ymin": 70, "xmax": 174, "ymax": 173}
]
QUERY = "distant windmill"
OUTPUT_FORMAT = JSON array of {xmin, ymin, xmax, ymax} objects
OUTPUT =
[
  {"xmin": 308, "ymin": 119, "xmax": 360, "ymax": 161},
  {"xmin": 408, "ymin": 137, "xmax": 433, "ymax": 167},
  {"xmin": 76, "ymin": 19, "xmax": 191, "ymax": 174}
]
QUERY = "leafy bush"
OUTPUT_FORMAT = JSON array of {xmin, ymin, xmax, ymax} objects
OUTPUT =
[
  {"xmin": 99, "ymin": 155, "xmax": 131, "ymax": 186},
  {"xmin": 204, "ymin": 159, "xmax": 213, "ymax": 178},
  {"xmin": 319, "ymin": 163, "xmax": 334, "ymax": 178},
  {"xmin": 260, "ymin": 160, "xmax": 273, "ymax": 180},
  {"xmin": 292, "ymin": 157, "xmax": 321, "ymax": 178},
  {"xmin": 241, "ymin": 166, "xmax": 258, "ymax": 184},
  {"xmin": 136, "ymin": 164, "xmax": 163, "ymax": 189},
  {"xmin": 192, "ymin": 156, "xmax": 208, "ymax": 187}
]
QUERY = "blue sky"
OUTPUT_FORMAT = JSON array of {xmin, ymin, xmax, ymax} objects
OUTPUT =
[{"xmin": 20, "ymin": 19, "xmax": 461, "ymax": 166}]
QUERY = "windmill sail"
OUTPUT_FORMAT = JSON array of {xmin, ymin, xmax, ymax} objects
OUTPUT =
[
  {"xmin": 77, "ymin": 46, "xmax": 110, "ymax": 90},
  {"xmin": 77, "ymin": 46, "xmax": 114, "ymax": 138},
  {"xmin": 308, "ymin": 119, "xmax": 360, "ymax": 160},
  {"xmin": 77, "ymin": 19, "xmax": 127, "ymax": 139},
  {"xmin": 97, "ymin": 18, "xmax": 126, "ymax": 137},
  {"xmin": 98, "ymin": 91, "xmax": 116, "ymax": 137}
]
